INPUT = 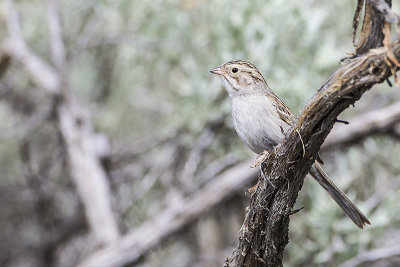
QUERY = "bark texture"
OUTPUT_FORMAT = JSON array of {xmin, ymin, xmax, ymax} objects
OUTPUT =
[{"xmin": 231, "ymin": 1, "xmax": 400, "ymax": 266}]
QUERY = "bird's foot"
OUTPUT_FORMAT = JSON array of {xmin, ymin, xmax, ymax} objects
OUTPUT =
[
  {"xmin": 247, "ymin": 181, "xmax": 259, "ymax": 194},
  {"xmin": 251, "ymin": 150, "xmax": 270, "ymax": 168}
]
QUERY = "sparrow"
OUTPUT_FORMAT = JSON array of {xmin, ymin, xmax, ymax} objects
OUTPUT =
[{"xmin": 211, "ymin": 59, "xmax": 370, "ymax": 228}]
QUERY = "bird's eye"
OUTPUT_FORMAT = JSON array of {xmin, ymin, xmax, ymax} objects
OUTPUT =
[{"xmin": 232, "ymin": 67, "xmax": 238, "ymax": 73}]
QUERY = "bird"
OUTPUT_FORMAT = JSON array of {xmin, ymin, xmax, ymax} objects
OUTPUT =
[{"xmin": 210, "ymin": 59, "xmax": 370, "ymax": 229}]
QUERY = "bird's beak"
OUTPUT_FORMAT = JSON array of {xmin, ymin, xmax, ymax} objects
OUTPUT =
[{"xmin": 210, "ymin": 66, "xmax": 225, "ymax": 75}]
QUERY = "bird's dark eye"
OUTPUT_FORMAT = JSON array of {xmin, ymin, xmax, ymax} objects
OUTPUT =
[{"xmin": 232, "ymin": 67, "xmax": 238, "ymax": 73}]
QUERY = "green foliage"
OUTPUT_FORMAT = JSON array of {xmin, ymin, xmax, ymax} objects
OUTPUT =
[{"xmin": 1, "ymin": 0, "xmax": 400, "ymax": 266}]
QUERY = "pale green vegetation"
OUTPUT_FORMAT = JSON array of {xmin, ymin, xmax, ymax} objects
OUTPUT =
[{"xmin": 0, "ymin": 0, "xmax": 400, "ymax": 266}]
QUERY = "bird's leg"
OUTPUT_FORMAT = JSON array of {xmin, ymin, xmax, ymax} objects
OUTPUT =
[
  {"xmin": 260, "ymin": 164, "xmax": 275, "ymax": 189},
  {"xmin": 247, "ymin": 165, "xmax": 276, "ymax": 194},
  {"xmin": 250, "ymin": 150, "xmax": 270, "ymax": 168},
  {"xmin": 247, "ymin": 181, "xmax": 259, "ymax": 194}
]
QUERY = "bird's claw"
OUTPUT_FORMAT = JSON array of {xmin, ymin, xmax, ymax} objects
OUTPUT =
[{"xmin": 250, "ymin": 150, "xmax": 270, "ymax": 168}]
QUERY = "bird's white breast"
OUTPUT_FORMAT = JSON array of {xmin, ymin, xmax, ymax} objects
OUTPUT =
[{"xmin": 230, "ymin": 95, "xmax": 287, "ymax": 154}]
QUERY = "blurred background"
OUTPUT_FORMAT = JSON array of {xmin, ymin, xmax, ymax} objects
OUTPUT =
[{"xmin": 1, "ymin": 0, "xmax": 400, "ymax": 266}]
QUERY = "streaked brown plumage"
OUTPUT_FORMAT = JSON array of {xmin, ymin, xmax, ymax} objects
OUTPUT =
[{"xmin": 211, "ymin": 60, "xmax": 370, "ymax": 229}]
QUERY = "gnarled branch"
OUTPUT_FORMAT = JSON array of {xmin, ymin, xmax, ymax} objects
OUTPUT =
[{"xmin": 232, "ymin": 20, "xmax": 400, "ymax": 267}]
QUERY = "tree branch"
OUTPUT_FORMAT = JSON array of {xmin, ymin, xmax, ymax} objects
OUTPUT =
[
  {"xmin": 353, "ymin": 0, "xmax": 393, "ymax": 55},
  {"xmin": 339, "ymin": 244, "xmax": 400, "ymax": 267},
  {"xmin": 3, "ymin": 0, "xmax": 119, "ymax": 245},
  {"xmin": 369, "ymin": 0, "xmax": 399, "ymax": 24},
  {"xmin": 76, "ymin": 96, "xmax": 400, "ymax": 266},
  {"xmin": 323, "ymin": 101, "xmax": 400, "ymax": 149},
  {"xmin": 231, "ymin": 1, "xmax": 400, "ymax": 265},
  {"xmin": 78, "ymin": 160, "xmax": 257, "ymax": 267},
  {"xmin": 231, "ymin": 36, "xmax": 400, "ymax": 267},
  {"xmin": 2, "ymin": 0, "xmax": 61, "ymax": 95},
  {"xmin": 48, "ymin": 0, "xmax": 67, "ymax": 74}
]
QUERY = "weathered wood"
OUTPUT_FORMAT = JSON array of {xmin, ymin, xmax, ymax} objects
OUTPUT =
[
  {"xmin": 353, "ymin": 0, "xmax": 393, "ymax": 55},
  {"xmin": 232, "ymin": 1, "xmax": 400, "ymax": 263}
]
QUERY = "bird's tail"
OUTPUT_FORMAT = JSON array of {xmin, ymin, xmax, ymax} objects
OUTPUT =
[{"xmin": 309, "ymin": 162, "xmax": 370, "ymax": 229}]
